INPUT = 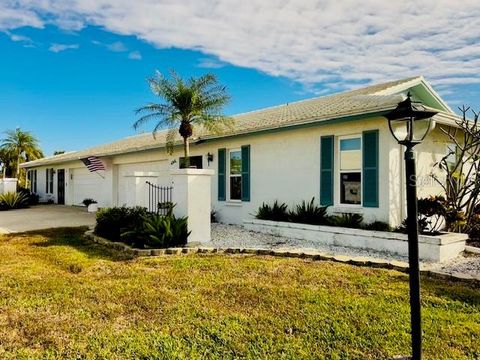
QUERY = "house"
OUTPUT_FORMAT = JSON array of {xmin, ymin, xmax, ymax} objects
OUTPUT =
[{"xmin": 21, "ymin": 76, "xmax": 460, "ymax": 226}]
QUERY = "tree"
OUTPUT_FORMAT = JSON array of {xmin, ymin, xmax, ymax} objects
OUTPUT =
[
  {"xmin": 134, "ymin": 71, "xmax": 231, "ymax": 167},
  {"xmin": 431, "ymin": 106, "xmax": 480, "ymax": 232},
  {"xmin": 54, "ymin": 150, "xmax": 65, "ymax": 155},
  {"xmin": 0, "ymin": 148, "xmax": 15, "ymax": 178},
  {"xmin": 0, "ymin": 128, "xmax": 43, "ymax": 181}
]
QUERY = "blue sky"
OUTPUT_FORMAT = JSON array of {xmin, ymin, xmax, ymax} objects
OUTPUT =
[{"xmin": 1, "ymin": 1, "xmax": 479, "ymax": 156}]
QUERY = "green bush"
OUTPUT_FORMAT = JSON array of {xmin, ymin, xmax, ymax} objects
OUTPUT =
[
  {"xmin": 82, "ymin": 198, "xmax": 97, "ymax": 206},
  {"xmin": 17, "ymin": 187, "xmax": 39, "ymax": 205},
  {"xmin": 330, "ymin": 213, "xmax": 364, "ymax": 228},
  {"xmin": 362, "ymin": 221, "xmax": 391, "ymax": 232},
  {"xmin": 0, "ymin": 192, "xmax": 29, "ymax": 210},
  {"xmin": 468, "ymin": 214, "xmax": 480, "ymax": 242},
  {"xmin": 255, "ymin": 201, "xmax": 289, "ymax": 222},
  {"xmin": 288, "ymin": 197, "xmax": 329, "ymax": 225},
  {"xmin": 123, "ymin": 209, "xmax": 190, "ymax": 248},
  {"xmin": 94, "ymin": 206, "xmax": 148, "ymax": 241}
]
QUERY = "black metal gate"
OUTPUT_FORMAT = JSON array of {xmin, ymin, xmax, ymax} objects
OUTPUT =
[{"xmin": 146, "ymin": 181, "xmax": 173, "ymax": 215}]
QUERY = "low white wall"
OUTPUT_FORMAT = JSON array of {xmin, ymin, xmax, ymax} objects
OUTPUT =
[
  {"xmin": 243, "ymin": 219, "xmax": 467, "ymax": 262},
  {"xmin": 0, "ymin": 178, "xmax": 17, "ymax": 195}
]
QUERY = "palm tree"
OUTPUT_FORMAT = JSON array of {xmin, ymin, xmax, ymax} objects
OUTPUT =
[
  {"xmin": 0, "ymin": 148, "xmax": 14, "ymax": 178},
  {"xmin": 0, "ymin": 128, "xmax": 43, "ymax": 179},
  {"xmin": 134, "ymin": 71, "xmax": 231, "ymax": 167}
]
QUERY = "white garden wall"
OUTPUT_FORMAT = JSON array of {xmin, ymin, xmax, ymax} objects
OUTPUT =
[
  {"xmin": 244, "ymin": 219, "xmax": 467, "ymax": 262},
  {"xmin": 0, "ymin": 178, "xmax": 17, "ymax": 195}
]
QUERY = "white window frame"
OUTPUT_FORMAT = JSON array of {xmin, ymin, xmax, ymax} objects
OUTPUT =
[
  {"xmin": 337, "ymin": 135, "xmax": 362, "ymax": 207},
  {"xmin": 227, "ymin": 148, "xmax": 242, "ymax": 202}
]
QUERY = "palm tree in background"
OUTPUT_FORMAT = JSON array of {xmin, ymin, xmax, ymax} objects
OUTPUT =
[
  {"xmin": 0, "ymin": 128, "xmax": 43, "ymax": 180},
  {"xmin": 134, "ymin": 71, "xmax": 231, "ymax": 167},
  {"xmin": 0, "ymin": 148, "xmax": 14, "ymax": 178}
]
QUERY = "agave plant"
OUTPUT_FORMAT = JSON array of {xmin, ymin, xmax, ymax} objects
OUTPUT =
[
  {"xmin": 255, "ymin": 201, "xmax": 289, "ymax": 222},
  {"xmin": 331, "ymin": 213, "xmax": 364, "ymax": 228},
  {"xmin": 288, "ymin": 197, "xmax": 329, "ymax": 225},
  {"xmin": 121, "ymin": 206, "xmax": 190, "ymax": 248},
  {"xmin": 0, "ymin": 192, "xmax": 29, "ymax": 210}
]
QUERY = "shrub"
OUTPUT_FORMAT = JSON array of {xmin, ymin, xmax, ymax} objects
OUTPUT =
[
  {"xmin": 362, "ymin": 221, "xmax": 391, "ymax": 232},
  {"xmin": 94, "ymin": 206, "xmax": 148, "ymax": 241},
  {"xmin": 211, "ymin": 208, "xmax": 218, "ymax": 223},
  {"xmin": 288, "ymin": 198, "xmax": 329, "ymax": 225},
  {"xmin": 17, "ymin": 187, "xmax": 39, "ymax": 205},
  {"xmin": 82, "ymin": 198, "xmax": 97, "ymax": 207},
  {"xmin": 395, "ymin": 217, "xmax": 432, "ymax": 235},
  {"xmin": 122, "ymin": 207, "xmax": 190, "ymax": 248},
  {"xmin": 0, "ymin": 192, "xmax": 29, "ymax": 210},
  {"xmin": 468, "ymin": 214, "xmax": 480, "ymax": 242},
  {"xmin": 331, "ymin": 213, "xmax": 364, "ymax": 228},
  {"xmin": 255, "ymin": 201, "xmax": 289, "ymax": 222}
]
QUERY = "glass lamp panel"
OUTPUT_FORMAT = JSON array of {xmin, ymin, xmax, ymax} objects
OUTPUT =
[
  {"xmin": 412, "ymin": 118, "xmax": 434, "ymax": 141},
  {"xmin": 389, "ymin": 119, "xmax": 409, "ymax": 142}
]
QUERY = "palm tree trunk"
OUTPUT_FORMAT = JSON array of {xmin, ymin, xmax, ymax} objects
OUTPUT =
[
  {"xmin": 16, "ymin": 150, "xmax": 20, "ymax": 179},
  {"xmin": 183, "ymin": 137, "xmax": 190, "ymax": 168}
]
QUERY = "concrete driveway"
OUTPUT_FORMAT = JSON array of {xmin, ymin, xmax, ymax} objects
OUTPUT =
[{"xmin": 0, "ymin": 205, "xmax": 96, "ymax": 234}]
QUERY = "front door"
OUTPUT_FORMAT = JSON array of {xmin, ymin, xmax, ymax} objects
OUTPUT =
[{"xmin": 57, "ymin": 169, "xmax": 65, "ymax": 205}]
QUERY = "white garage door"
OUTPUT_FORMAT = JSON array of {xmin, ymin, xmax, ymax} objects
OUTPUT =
[
  {"xmin": 71, "ymin": 168, "xmax": 104, "ymax": 206},
  {"xmin": 117, "ymin": 161, "xmax": 170, "ymax": 208}
]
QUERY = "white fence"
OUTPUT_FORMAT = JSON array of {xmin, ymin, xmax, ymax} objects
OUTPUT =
[{"xmin": 0, "ymin": 178, "xmax": 17, "ymax": 195}]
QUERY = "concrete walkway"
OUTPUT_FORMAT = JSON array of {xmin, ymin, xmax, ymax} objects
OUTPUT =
[{"xmin": 0, "ymin": 205, "xmax": 95, "ymax": 234}]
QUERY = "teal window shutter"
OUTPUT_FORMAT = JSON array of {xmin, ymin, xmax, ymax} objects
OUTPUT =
[
  {"xmin": 363, "ymin": 130, "xmax": 379, "ymax": 208},
  {"xmin": 320, "ymin": 136, "xmax": 334, "ymax": 206},
  {"xmin": 218, "ymin": 148, "xmax": 226, "ymax": 201},
  {"xmin": 241, "ymin": 145, "xmax": 250, "ymax": 202}
]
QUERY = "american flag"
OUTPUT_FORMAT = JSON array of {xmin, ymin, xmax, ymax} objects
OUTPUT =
[{"xmin": 81, "ymin": 156, "xmax": 106, "ymax": 172}]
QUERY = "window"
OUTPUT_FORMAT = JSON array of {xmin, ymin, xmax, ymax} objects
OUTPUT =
[
  {"xmin": 46, "ymin": 168, "xmax": 54, "ymax": 194},
  {"xmin": 179, "ymin": 155, "xmax": 203, "ymax": 169},
  {"xmin": 28, "ymin": 169, "xmax": 37, "ymax": 193},
  {"xmin": 229, "ymin": 149, "xmax": 242, "ymax": 200},
  {"xmin": 339, "ymin": 137, "xmax": 362, "ymax": 205}
]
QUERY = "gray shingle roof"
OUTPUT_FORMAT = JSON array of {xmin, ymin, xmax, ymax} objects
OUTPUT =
[{"xmin": 22, "ymin": 76, "xmax": 446, "ymax": 167}]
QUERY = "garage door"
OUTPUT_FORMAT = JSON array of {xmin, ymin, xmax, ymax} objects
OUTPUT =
[
  {"xmin": 117, "ymin": 161, "xmax": 169, "ymax": 208},
  {"xmin": 71, "ymin": 168, "xmax": 104, "ymax": 206}
]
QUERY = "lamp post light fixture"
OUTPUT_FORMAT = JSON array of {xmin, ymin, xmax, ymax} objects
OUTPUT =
[{"xmin": 385, "ymin": 92, "xmax": 438, "ymax": 360}]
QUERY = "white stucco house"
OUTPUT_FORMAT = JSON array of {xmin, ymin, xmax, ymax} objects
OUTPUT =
[{"xmin": 21, "ymin": 76, "xmax": 461, "ymax": 227}]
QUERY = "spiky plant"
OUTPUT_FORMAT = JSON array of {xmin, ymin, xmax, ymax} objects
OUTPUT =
[{"xmin": 134, "ymin": 71, "xmax": 231, "ymax": 167}]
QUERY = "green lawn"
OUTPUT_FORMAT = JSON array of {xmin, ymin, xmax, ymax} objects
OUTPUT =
[{"xmin": 0, "ymin": 228, "xmax": 479, "ymax": 359}]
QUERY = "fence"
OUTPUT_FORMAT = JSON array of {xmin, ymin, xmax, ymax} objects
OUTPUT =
[{"xmin": 146, "ymin": 181, "xmax": 173, "ymax": 215}]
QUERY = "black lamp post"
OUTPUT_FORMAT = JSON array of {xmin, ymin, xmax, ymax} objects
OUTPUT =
[{"xmin": 385, "ymin": 92, "xmax": 438, "ymax": 360}]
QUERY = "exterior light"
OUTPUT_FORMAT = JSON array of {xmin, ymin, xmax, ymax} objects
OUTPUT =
[
  {"xmin": 386, "ymin": 92, "xmax": 437, "ymax": 145},
  {"xmin": 385, "ymin": 92, "xmax": 438, "ymax": 360}
]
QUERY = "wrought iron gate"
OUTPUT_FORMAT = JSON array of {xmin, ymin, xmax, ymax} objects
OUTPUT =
[{"xmin": 146, "ymin": 181, "xmax": 173, "ymax": 215}]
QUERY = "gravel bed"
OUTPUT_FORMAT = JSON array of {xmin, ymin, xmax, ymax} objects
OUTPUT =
[{"xmin": 210, "ymin": 223, "xmax": 480, "ymax": 277}]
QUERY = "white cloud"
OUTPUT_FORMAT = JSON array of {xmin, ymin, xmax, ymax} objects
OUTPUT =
[
  {"xmin": 5, "ymin": 31, "xmax": 31, "ymax": 42},
  {"xmin": 3, "ymin": 1, "xmax": 480, "ymax": 93},
  {"xmin": 197, "ymin": 57, "xmax": 226, "ymax": 69},
  {"xmin": 128, "ymin": 50, "xmax": 142, "ymax": 60},
  {"xmin": 48, "ymin": 43, "xmax": 79, "ymax": 52},
  {"xmin": 106, "ymin": 41, "xmax": 127, "ymax": 52}
]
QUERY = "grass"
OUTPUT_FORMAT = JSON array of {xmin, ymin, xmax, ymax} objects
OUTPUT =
[{"xmin": 0, "ymin": 228, "xmax": 479, "ymax": 359}]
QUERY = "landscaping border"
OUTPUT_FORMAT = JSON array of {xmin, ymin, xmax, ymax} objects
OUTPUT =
[
  {"xmin": 83, "ymin": 230, "xmax": 479, "ymax": 287},
  {"xmin": 244, "ymin": 219, "xmax": 468, "ymax": 262}
]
